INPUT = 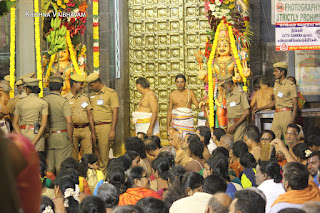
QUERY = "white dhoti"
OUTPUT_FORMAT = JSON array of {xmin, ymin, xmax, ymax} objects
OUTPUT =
[
  {"xmin": 132, "ymin": 111, "xmax": 160, "ymax": 136},
  {"xmin": 172, "ymin": 108, "xmax": 194, "ymax": 137},
  {"xmin": 197, "ymin": 111, "xmax": 207, "ymax": 127}
]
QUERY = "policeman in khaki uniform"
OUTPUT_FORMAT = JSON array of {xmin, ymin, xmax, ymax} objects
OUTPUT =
[
  {"xmin": 12, "ymin": 78, "xmax": 48, "ymax": 151},
  {"xmin": 44, "ymin": 76, "xmax": 73, "ymax": 174},
  {"xmin": 256, "ymin": 62, "xmax": 298, "ymax": 139},
  {"xmin": 219, "ymin": 74, "xmax": 250, "ymax": 141},
  {"xmin": 6, "ymin": 72, "xmax": 34, "ymax": 117},
  {"xmin": 6, "ymin": 79, "xmax": 28, "ymax": 117},
  {"xmin": 86, "ymin": 73, "xmax": 119, "ymax": 173},
  {"xmin": 63, "ymin": 74, "xmax": 96, "ymax": 160}
]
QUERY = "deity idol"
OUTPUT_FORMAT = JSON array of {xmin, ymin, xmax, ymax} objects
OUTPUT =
[
  {"xmin": 52, "ymin": 49, "xmax": 75, "ymax": 95},
  {"xmin": 198, "ymin": 23, "xmax": 251, "ymax": 129}
]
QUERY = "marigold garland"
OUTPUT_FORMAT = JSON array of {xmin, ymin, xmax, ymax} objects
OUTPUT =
[
  {"xmin": 93, "ymin": 0, "xmax": 99, "ymax": 73},
  {"xmin": 9, "ymin": 0, "xmax": 15, "ymax": 98},
  {"xmin": 46, "ymin": 53, "xmax": 56, "ymax": 79},
  {"xmin": 34, "ymin": 0, "xmax": 43, "ymax": 97},
  {"xmin": 207, "ymin": 21, "xmax": 222, "ymax": 128},
  {"xmin": 66, "ymin": 30, "xmax": 81, "ymax": 75},
  {"xmin": 227, "ymin": 25, "xmax": 247, "ymax": 92}
]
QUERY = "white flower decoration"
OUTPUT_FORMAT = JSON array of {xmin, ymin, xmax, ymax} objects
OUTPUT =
[
  {"xmin": 64, "ymin": 188, "xmax": 80, "ymax": 202},
  {"xmin": 215, "ymin": 1, "xmax": 222, "ymax": 6},
  {"xmin": 42, "ymin": 206, "xmax": 54, "ymax": 213},
  {"xmin": 209, "ymin": 4, "xmax": 216, "ymax": 11},
  {"xmin": 64, "ymin": 199, "xmax": 69, "ymax": 208},
  {"xmin": 305, "ymin": 150, "xmax": 312, "ymax": 158}
]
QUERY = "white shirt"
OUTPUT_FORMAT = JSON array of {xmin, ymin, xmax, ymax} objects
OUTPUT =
[
  {"xmin": 207, "ymin": 138, "xmax": 217, "ymax": 154},
  {"xmin": 258, "ymin": 179, "xmax": 285, "ymax": 213},
  {"xmin": 169, "ymin": 192, "xmax": 213, "ymax": 213}
]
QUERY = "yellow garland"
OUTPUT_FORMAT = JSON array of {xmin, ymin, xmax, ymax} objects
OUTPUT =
[
  {"xmin": 9, "ymin": 4, "xmax": 15, "ymax": 98},
  {"xmin": 34, "ymin": 0, "xmax": 43, "ymax": 97},
  {"xmin": 93, "ymin": 51, "xmax": 99, "ymax": 68},
  {"xmin": 227, "ymin": 25, "xmax": 247, "ymax": 92},
  {"xmin": 207, "ymin": 22, "xmax": 222, "ymax": 128},
  {"xmin": 66, "ymin": 30, "xmax": 81, "ymax": 75},
  {"xmin": 93, "ymin": 27, "xmax": 99, "ymax": 39},
  {"xmin": 93, "ymin": 1, "xmax": 99, "ymax": 71},
  {"xmin": 46, "ymin": 53, "xmax": 56, "ymax": 78}
]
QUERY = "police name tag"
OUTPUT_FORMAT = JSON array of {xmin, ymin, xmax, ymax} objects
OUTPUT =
[
  {"xmin": 277, "ymin": 92, "xmax": 283, "ymax": 98},
  {"xmin": 230, "ymin": 102, "xmax": 236, "ymax": 107},
  {"xmin": 69, "ymin": 102, "xmax": 74, "ymax": 104},
  {"xmin": 97, "ymin": 99, "xmax": 104, "ymax": 105},
  {"xmin": 81, "ymin": 102, "xmax": 88, "ymax": 108},
  {"xmin": 90, "ymin": 96, "xmax": 95, "ymax": 99}
]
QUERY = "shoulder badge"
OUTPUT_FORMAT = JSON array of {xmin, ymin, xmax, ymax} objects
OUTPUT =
[
  {"xmin": 287, "ymin": 80, "xmax": 294, "ymax": 86},
  {"xmin": 106, "ymin": 87, "xmax": 116, "ymax": 93}
]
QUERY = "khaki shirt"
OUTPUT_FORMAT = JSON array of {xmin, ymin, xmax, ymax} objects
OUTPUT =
[
  {"xmin": 7, "ymin": 91, "xmax": 27, "ymax": 114},
  {"xmin": 63, "ymin": 92, "xmax": 91, "ymax": 124},
  {"xmin": 89, "ymin": 85, "xmax": 119, "ymax": 123},
  {"xmin": 44, "ymin": 91, "xmax": 72, "ymax": 131},
  {"xmin": 273, "ymin": 78, "xmax": 297, "ymax": 108},
  {"xmin": 226, "ymin": 86, "xmax": 250, "ymax": 119},
  {"xmin": 14, "ymin": 93, "xmax": 48, "ymax": 125}
]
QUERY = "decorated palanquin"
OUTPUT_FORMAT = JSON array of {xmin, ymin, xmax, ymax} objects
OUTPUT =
[
  {"xmin": 42, "ymin": 0, "xmax": 89, "ymax": 95},
  {"xmin": 196, "ymin": 0, "xmax": 252, "ymax": 129}
]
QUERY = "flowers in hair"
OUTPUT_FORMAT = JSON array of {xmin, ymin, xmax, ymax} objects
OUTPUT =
[{"xmin": 42, "ymin": 206, "xmax": 54, "ymax": 213}]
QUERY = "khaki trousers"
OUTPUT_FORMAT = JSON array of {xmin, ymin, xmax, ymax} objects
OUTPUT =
[
  {"xmin": 21, "ymin": 128, "xmax": 45, "ymax": 151},
  {"xmin": 271, "ymin": 111, "xmax": 292, "ymax": 139},
  {"xmin": 95, "ymin": 124, "xmax": 112, "ymax": 174},
  {"xmin": 72, "ymin": 126, "xmax": 92, "ymax": 160},
  {"xmin": 228, "ymin": 119, "xmax": 248, "ymax": 142},
  {"xmin": 47, "ymin": 132, "xmax": 72, "ymax": 174}
]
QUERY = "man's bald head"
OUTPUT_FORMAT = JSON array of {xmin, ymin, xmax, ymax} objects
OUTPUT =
[
  {"xmin": 206, "ymin": 193, "xmax": 232, "ymax": 213},
  {"xmin": 168, "ymin": 128, "xmax": 182, "ymax": 149},
  {"xmin": 220, "ymin": 135, "xmax": 234, "ymax": 151}
]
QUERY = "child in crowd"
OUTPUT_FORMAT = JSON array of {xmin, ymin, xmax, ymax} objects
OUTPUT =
[
  {"xmin": 239, "ymin": 153, "xmax": 258, "ymax": 188},
  {"xmin": 79, "ymin": 154, "xmax": 105, "ymax": 194},
  {"xmin": 60, "ymin": 157, "xmax": 91, "ymax": 195}
]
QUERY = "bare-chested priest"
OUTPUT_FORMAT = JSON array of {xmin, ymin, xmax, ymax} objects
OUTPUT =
[
  {"xmin": 132, "ymin": 77, "xmax": 160, "ymax": 136},
  {"xmin": 167, "ymin": 74, "xmax": 199, "ymax": 137}
]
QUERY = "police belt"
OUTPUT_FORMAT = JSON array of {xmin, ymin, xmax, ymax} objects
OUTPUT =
[
  {"xmin": 275, "ymin": 108, "xmax": 291, "ymax": 113},
  {"xmin": 20, "ymin": 125, "xmax": 35, "ymax": 130},
  {"xmin": 74, "ymin": 123, "xmax": 89, "ymax": 128},
  {"xmin": 50, "ymin": 129, "xmax": 67, "ymax": 134},
  {"xmin": 95, "ymin": 122, "xmax": 111, "ymax": 126}
]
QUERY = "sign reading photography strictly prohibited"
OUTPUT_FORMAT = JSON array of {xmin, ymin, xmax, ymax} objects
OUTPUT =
[{"xmin": 275, "ymin": 0, "xmax": 320, "ymax": 51}]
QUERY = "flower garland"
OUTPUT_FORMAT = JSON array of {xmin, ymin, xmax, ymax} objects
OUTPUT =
[
  {"xmin": 34, "ymin": 0, "xmax": 43, "ymax": 97},
  {"xmin": 9, "ymin": 0, "xmax": 15, "ymax": 98},
  {"xmin": 207, "ymin": 21, "xmax": 222, "ymax": 128},
  {"xmin": 227, "ymin": 25, "xmax": 247, "ymax": 92},
  {"xmin": 93, "ymin": 0, "xmax": 99, "ymax": 73},
  {"xmin": 207, "ymin": 1, "xmax": 233, "ymax": 23},
  {"xmin": 46, "ymin": 53, "xmax": 56, "ymax": 79},
  {"xmin": 54, "ymin": 0, "xmax": 87, "ymax": 38},
  {"xmin": 66, "ymin": 30, "xmax": 81, "ymax": 75}
]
